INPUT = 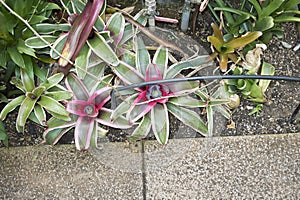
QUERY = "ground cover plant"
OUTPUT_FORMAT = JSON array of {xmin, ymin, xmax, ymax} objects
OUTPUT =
[
  {"xmin": 0, "ymin": 0, "xmax": 299, "ymax": 149},
  {"xmin": 208, "ymin": 0, "xmax": 300, "ymax": 43}
]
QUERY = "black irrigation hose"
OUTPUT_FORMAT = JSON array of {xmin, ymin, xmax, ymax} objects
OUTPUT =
[
  {"xmin": 113, "ymin": 75, "xmax": 300, "ymax": 92},
  {"xmin": 111, "ymin": 75, "xmax": 300, "ymax": 121}
]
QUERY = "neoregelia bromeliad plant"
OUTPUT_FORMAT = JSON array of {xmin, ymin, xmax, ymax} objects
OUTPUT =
[
  {"xmin": 25, "ymin": 0, "xmax": 120, "ymax": 78},
  {"xmin": 0, "ymin": 66, "xmax": 71, "ymax": 132},
  {"xmin": 208, "ymin": 23, "xmax": 262, "ymax": 72},
  {"xmin": 44, "ymin": 73, "xmax": 132, "ymax": 151},
  {"xmin": 111, "ymin": 37, "xmax": 212, "ymax": 144}
]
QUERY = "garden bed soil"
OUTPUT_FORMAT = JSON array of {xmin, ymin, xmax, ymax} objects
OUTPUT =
[{"xmin": 0, "ymin": 0, "xmax": 299, "ymax": 147}]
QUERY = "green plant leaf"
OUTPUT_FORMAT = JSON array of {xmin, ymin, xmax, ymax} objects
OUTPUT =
[
  {"xmin": 94, "ymin": 16, "xmax": 106, "ymax": 32},
  {"xmin": 97, "ymin": 108, "xmax": 132, "ymax": 129},
  {"xmin": 105, "ymin": 12, "xmax": 125, "ymax": 45},
  {"xmin": 213, "ymin": 105, "xmax": 231, "ymax": 119},
  {"xmin": 219, "ymin": 53, "xmax": 229, "ymax": 72},
  {"xmin": 260, "ymin": 31, "xmax": 273, "ymax": 43},
  {"xmin": 50, "ymin": 33, "xmax": 68, "ymax": 59},
  {"xmin": 260, "ymin": 0, "xmax": 285, "ymax": 19},
  {"xmin": 214, "ymin": 7, "xmax": 255, "ymax": 19},
  {"xmin": 211, "ymin": 23, "xmax": 223, "ymax": 41},
  {"xmin": 25, "ymin": 35, "xmax": 57, "ymax": 49},
  {"xmin": 31, "ymin": 86, "xmax": 46, "ymax": 99},
  {"xmin": 70, "ymin": 0, "xmax": 86, "ymax": 13},
  {"xmin": 114, "ymin": 61, "xmax": 144, "ymax": 85},
  {"xmin": 153, "ymin": 46, "xmax": 168, "ymax": 77},
  {"xmin": 119, "ymin": 23, "xmax": 135, "ymax": 46},
  {"xmin": 44, "ymin": 117, "xmax": 75, "ymax": 145},
  {"xmin": 169, "ymin": 96, "xmax": 207, "ymax": 108},
  {"xmin": 0, "ymin": 93, "xmax": 8, "ymax": 103},
  {"xmin": 207, "ymin": 36, "xmax": 223, "ymax": 52},
  {"xmin": 225, "ymin": 31, "xmax": 263, "ymax": 49},
  {"xmin": 40, "ymin": 73, "xmax": 64, "ymax": 90},
  {"xmin": 44, "ymin": 126, "xmax": 72, "ymax": 145},
  {"xmin": 111, "ymin": 94, "xmax": 138, "ymax": 122},
  {"xmin": 136, "ymin": 37, "xmax": 150, "ymax": 76},
  {"xmin": 44, "ymin": 2, "xmax": 61, "ymax": 11},
  {"xmin": 7, "ymin": 76, "xmax": 22, "ymax": 90},
  {"xmin": 214, "ymin": 0, "xmax": 235, "ymax": 26},
  {"xmin": 195, "ymin": 88, "xmax": 209, "ymax": 101},
  {"xmin": 206, "ymin": 106, "xmax": 214, "ymax": 137},
  {"xmin": 0, "ymin": 95, "xmax": 25, "ymax": 120},
  {"xmin": 45, "ymin": 91, "xmax": 72, "ymax": 101},
  {"xmin": 231, "ymin": 14, "xmax": 251, "ymax": 28},
  {"xmin": 254, "ymin": 16, "xmax": 274, "ymax": 32},
  {"xmin": 151, "ymin": 103, "xmax": 169, "ymax": 144},
  {"xmin": 21, "ymin": 68, "xmax": 35, "ymax": 92},
  {"xmin": 166, "ymin": 55, "xmax": 210, "ymax": 78},
  {"xmin": 87, "ymin": 33, "xmax": 119, "ymax": 67},
  {"xmin": 94, "ymin": 74, "xmax": 114, "ymax": 91},
  {"xmin": 34, "ymin": 104, "xmax": 46, "ymax": 125},
  {"xmin": 82, "ymin": 63, "xmax": 107, "ymax": 92},
  {"xmin": 259, "ymin": 62, "xmax": 275, "ymax": 93},
  {"xmin": 33, "ymin": 63, "xmax": 47, "ymax": 82},
  {"xmin": 129, "ymin": 114, "xmax": 151, "ymax": 142},
  {"xmin": 250, "ymin": 84, "xmax": 264, "ymax": 99},
  {"xmin": 243, "ymin": 80, "xmax": 253, "ymax": 93},
  {"xmin": 274, "ymin": 16, "xmax": 300, "ymax": 23},
  {"xmin": 0, "ymin": 10, "xmax": 13, "ymax": 42},
  {"xmin": 38, "ymin": 95, "xmax": 69, "ymax": 116},
  {"xmin": 280, "ymin": 0, "xmax": 300, "ymax": 10},
  {"xmin": 47, "ymin": 110, "xmax": 72, "ymax": 121},
  {"xmin": 75, "ymin": 44, "xmax": 90, "ymax": 79},
  {"xmin": 17, "ymin": 39, "xmax": 36, "ymax": 58},
  {"xmin": 66, "ymin": 73, "xmax": 89, "ymax": 100},
  {"xmin": 17, "ymin": 95, "xmax": 38, "ymax": 132},
  {"xmin": 167, "ymin": 102, "xmax": 208, "ymax": 136},
  {"xmin": 248, "ymin": 0, "xmax": 262, "ymax": 15},
  {"xmin": 10, "ymin": 76, "xmax": 25, "ymax": 92},
  {"xmin": 32, "ymin": 23, "xmax": 71, "ymax": 34},
  {"xmin": 0, "ymin": 121, "xmax": 8, "ymax": 147},
  {"xmin": 237, "ymin": 79, "xmax": 247, "ymax": 90},
  {"xmin": 166, "ymin": 80, "xmax": 199, "ymax": 95},
  {"xmin": 0, "ymin": 50, "xmax": 8, "ymax": 68},
  {"xmin": 29, "ymin": 15, "xmax": 48, "ymax": 24},
  {"xmin": 225, "ymin": 78, "xmax": 238, "ymax": 86},
  {"xmin": 209, "ymin": 99, "xmax": 230, "ymax": 106},
  {"xmin": 7, "ymin": 47, "xmax": 25, "ymax": 68}
]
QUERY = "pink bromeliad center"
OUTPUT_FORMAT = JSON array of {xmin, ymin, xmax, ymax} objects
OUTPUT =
[
  {"xmin": 145, "ymin": 84, "xmax": 170, "ymax": 104},
  {"xmin": 84, "ymin": 104, "xmax": 96, "ymax": 115}
]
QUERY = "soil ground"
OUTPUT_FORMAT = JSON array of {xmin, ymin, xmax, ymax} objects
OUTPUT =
[{"xmin": 1, "ymin": 0, "xmax": 299, "ymax": 147}]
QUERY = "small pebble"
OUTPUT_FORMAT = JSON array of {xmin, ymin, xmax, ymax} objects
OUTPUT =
[
  {"xmin": 281, "ymin": 41, "xmax": 293, "ymax": 49},
  {"xmin": 246, "ymin": 106, "xmax": 254, "ymax": 110},
  {"xmin": 293, "ymin": 43, "xmax": 300, "ymax": 51}
]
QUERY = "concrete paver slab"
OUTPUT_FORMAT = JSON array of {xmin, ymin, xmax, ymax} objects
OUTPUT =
[
  {"xmin": 144, "ymin": 133, "xmax": 300, "ymax": 199},
  {"xmin": 1, "ymin": 133, "xmax": 299, "ymax": 199},
  {"xmin": 0, "ymin": 144, "xmax": 143, "ymax": 199}
]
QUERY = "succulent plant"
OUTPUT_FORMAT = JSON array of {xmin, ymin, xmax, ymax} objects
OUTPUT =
[{"xmin": 223, "ymin": 60, "xmax": 275, "ymax": 103}]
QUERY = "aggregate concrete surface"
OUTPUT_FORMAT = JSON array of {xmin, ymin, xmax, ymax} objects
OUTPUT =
[
  {"xmin": 1, "ymin": 133, "xmax": 299, "ymax": 199},
  {"xmin": 0, "ymin": 145, "xmax": 143, "ymax": 199},
  {"xmin": 144, "ymin": 134, "xmax": 300, "ymax": 199}
]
